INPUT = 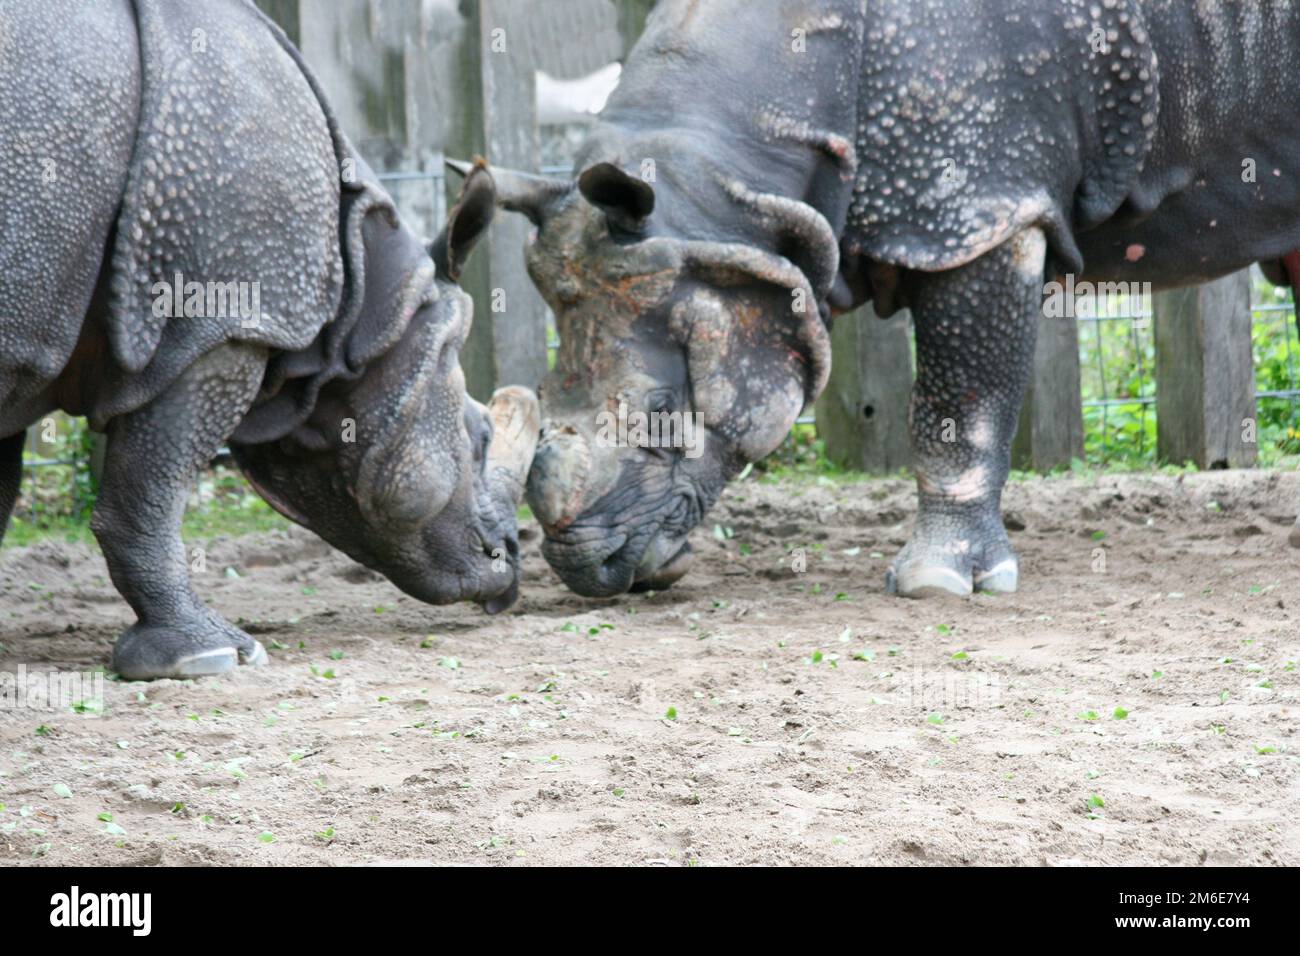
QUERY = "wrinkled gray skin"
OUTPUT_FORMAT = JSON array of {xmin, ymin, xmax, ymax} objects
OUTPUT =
[
  {"xmin": 481, "ymin": 0, "xmax": 1300, "ymax": 598},
  {"xmin": 0, "ymin": 0, "xmax": 537, "ymax": 679}
]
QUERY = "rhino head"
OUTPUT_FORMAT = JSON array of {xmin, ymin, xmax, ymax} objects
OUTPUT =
[
  {"xmin": 471, "ymin": 145, "xmax": 834, "ymax": 597},
  {"xmin": 232, "ymin": 166, "xmax": 538, "ymax": 612}
]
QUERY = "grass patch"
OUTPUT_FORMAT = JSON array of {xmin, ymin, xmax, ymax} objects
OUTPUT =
[{"xmin": 6, "ymin": 467, "xmax": 290, "ymax": 551}]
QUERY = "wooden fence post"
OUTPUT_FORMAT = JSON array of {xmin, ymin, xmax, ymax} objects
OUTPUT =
[
  {"xmin": 254, "ymin": 0, "xmax": 299, "ymax": 43},
  {"xmin": 1012, "ymin": 312, "xmax": 1085, "ymax": 471},
  {"xmin": 614, "ymin": 0, "xmax": 656, "ymax": 56},
  {"xmin": 815, "ymin": 307, "xmax": 913, "ymax": 474},
  {"xmin": 1153, "ymin": 270, "xmax": 1257, "ymax": 468},
  {"xmin": 258, "ymin": 0, "xmax": 459, "ymax": 241},
  {"xmin": 451, "ymin": 0, "xmax": 625, "ymax": 401},
  {"xmin": 450, "ymin": 0, "xmax": 551, "ymax": 402}
]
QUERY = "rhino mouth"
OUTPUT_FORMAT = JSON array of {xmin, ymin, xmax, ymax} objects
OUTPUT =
[
  {"xmin": 471, "ymin": 523, "xmax": 521, "ymax": 615},
  {"xmin": 540, "ymin": 492, "xmax": 698, "ymax": 597},
  {"xmin": 552, "ymin": 531, "xmax": 692, "ymax": 598},
  {"xmin": 631, "ymin": 536, "xmax": 693, "ymax": 592}
]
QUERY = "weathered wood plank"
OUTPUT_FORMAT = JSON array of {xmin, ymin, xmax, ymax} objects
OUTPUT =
[
  {"xmin": 497, "ymin": 0, "xmax": 623, "ymax": 78},
  {"xmin": 1153, "ymin": 270, "xmax": 1257, "ymax": 468},
  {"xmin": 254, "ymin": 0, "xmax": 299, "ymax": 45},
  {"xmin": 614, "ymin": 0, "xmax": 656, "ymax": 58},
  {"xmin": 259, "ymin": 0, "xmax": 551, "ymax": 401},
  {"xmin": 451, "ymin": 0, "xmax": 549, "ymax": 400},
  {"xmin": 814, "ymin": 307, "xmax": 913, "ymax": 474},
  {"xmin": 1011, "ymin": 312, "xmax": 1085, "ymax": 472},
  {"xmin": 267, "ymin": 0, "xmax": 463, "ymax": 236}
]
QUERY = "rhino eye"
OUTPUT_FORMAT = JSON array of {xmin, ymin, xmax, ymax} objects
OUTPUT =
[
  {"xmin": 646, "ymin": 390, "xmax": 675, "ymax": 417},
  {"xmin": 640, "ymin": 391, "xmax": 691, "ymax": 461}
]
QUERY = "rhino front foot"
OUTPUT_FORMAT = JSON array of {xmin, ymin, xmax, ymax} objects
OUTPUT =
[
  {"xmin": 886, "ymin": 500, "xmax": 1018, "ymax": 598},
  {"xmin": 889, "ymin": 229, "xmax": 1045, "ymax": 600},
  {"xmin": 93, "ymin": 344, "xmax": 271, "ymax": 680},
  {"xmin": 112, "ymin": 614, "xmax": 268, "ymax": 681}
]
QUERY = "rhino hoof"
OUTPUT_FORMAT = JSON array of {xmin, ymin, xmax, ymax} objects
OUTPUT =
[
  {"xmin": 886, "ymin": 561, "xmax": 973, "ymax": 598},
  {"xmin": 112, "ymin": 623, "xmax": 268, "ymax": 681},
  {"xmin": 974, "ymin": 558, "xmax": 1019, "ymax": 594},
  {"xmin": 240, "ymin": 640, "xmax": 270, "ymax": 668}
]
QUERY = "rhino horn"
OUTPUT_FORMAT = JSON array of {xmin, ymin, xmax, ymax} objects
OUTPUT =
[
  {"xmin": 447, "ymin": 158, "xmax": 571, "ymax": 226},
  {"xmin": 485, "ymin": 385, "xmax": 541, "ymax": 512}
]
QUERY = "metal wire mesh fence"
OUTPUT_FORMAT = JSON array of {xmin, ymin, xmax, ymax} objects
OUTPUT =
[
  {"xmin": 1077, "ymin": 287, "xmax": 1156, "ymax": 463},
  {"xmin": 776, "ymin": 275, "xmax": 1299, "ymax": 471},
  {"xmin": 1076, "ymin": 274, "xmax": 1299, "ymax": 465}
]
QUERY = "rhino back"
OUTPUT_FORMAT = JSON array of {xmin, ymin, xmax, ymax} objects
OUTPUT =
[
  {"xmin": 851, "ymin": 0, "xmax": 1300, "ymax": 285},
  {"xmin": 584, "ymin": 1, "xmax": 1166, "ymax": 282},
  {"xmin": 0, "ymin": 0, "xmax": 139, "ymax": 434},
  {"xmin": 847, "ymin": 0, "xmax": 1158, "ymax": 276},
  {"xmin": 1076, "ymin": 0, "xmax": 1300, "ymax": 285}
]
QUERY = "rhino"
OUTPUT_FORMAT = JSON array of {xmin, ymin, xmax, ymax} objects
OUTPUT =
[
  {"xmin": 476, "ymin": 0, "xmax": 1300, "ymax": 598},
  {"xmin": 0, "ymin": 0, "xmax": 537, "ymax": 679}
]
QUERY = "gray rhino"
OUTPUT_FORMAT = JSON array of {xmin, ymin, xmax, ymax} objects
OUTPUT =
[
  {"xmin": 0, "ymin": 0, "xmax": 537, "ymax": 679},
  {"xmin": 479, "ymin": 0, "xmax": 1300, "ymax": 598}
]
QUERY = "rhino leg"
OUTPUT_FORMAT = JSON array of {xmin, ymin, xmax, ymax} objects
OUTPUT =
[
  {"xmin": 93, "ymin": 344, "xmax": 270, "ymax": 680},
  {"xmin": 0, "ymin": 431, "xmax": 24, "ymax": 546},
  {"xmin": 887, "ymin": 229, "xmax": 1046, "ymax": 598}
]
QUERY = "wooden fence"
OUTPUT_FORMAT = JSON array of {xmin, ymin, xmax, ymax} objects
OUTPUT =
[
  {"xmin": 252, "ymin": 0, "xmax": 652, "ymax": 402},
  {"xmin": 817, "ymin": 271, "xmax": 1299, "ymax": 473}
]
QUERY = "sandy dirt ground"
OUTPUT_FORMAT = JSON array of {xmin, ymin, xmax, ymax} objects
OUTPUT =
[{"xmin": 1, "ymin": 469, "xmax": 1297, "ymax": 866}]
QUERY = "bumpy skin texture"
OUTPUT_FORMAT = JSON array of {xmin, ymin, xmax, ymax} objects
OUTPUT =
[
  {"xmin": 515, "ymin": 201, "xmax": 824, "ymax": 596},
  {"xmin": 488, "ymin": 0, "xmax": 1300, "ymax": 597},
  {"xmin": 0, "ymin": 1, "xmax": 535, "ymax": 678},
  {"xmin": 0, "ymin": 0, "xmax": 140, "ymax": 430},
  {"xmin": 890, "ymin": 230, "xmax": 1047, "ymax": 595}
]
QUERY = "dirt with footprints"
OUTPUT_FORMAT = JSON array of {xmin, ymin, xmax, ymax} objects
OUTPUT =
[{"xmin": 1, "ymin": 468, "xmax": 1297, "ymax": 865}]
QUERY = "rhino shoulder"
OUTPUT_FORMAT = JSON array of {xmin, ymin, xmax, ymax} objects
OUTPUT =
[{"xmin": 107, "ymin": 0, "xmax": 342, "ymax": 374}]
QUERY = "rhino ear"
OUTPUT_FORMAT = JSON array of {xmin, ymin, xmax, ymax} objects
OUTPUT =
[
  {"xmin": 449, "ymin": 158, "xmax": 571, "ymax": 226},
  {"xmin": 430, "ymin": 162, "xmax": 496, "ymax": 283},
  {"xmin": 579, "ymin": 162, "xmax": 655, "ymax": 233}
]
